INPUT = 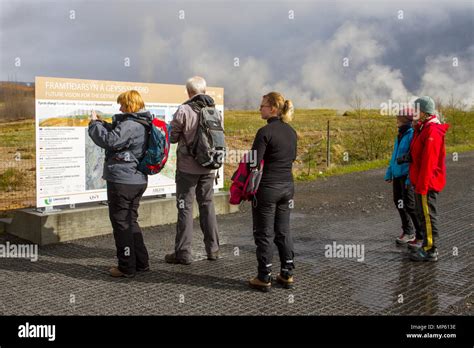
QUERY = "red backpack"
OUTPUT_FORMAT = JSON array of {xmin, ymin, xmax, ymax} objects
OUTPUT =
[{"xmin": 229, "ymin": 152, "xmax": 264, "ymax": 205}]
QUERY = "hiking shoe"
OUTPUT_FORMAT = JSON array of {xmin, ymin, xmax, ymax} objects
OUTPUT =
[
  {"xmin": 136, "ymin": 266, "xmax": 150, "ymax": 273},
  {"xmin": 109, "ymin": 266, "xmax": 135, "ymax": 278},
  {"xmin": 248, "ymin": 277, "xmax": 271, "ymax": 292},
  {"xmin": 409, "ymin": 248, "xmax": 438, "ymax": 262},
  {"xmin": 407, "ymin": 239, "xmax": 423, "ymax": 250},
  {"xmin": 276, "ymin": 273, "xmax": 294, "ymax": 289},
  {"xmin": 165, "ymin": 253, "xmax": 192, "ymax": 265},
  {"xmin": 207, "ymin": 250, "xmax": 220, "ymax": 261},
  {"xmin": 396, "ymin": 233, "xmax": 415, "ymax": 245}
]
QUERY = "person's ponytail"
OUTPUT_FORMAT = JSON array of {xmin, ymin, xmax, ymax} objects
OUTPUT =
[
  {"xmin": 280, "ymin": 99, "xmax": 294, "ymax": 123},
  {"xmin": 262, "ymin": 92, "xmax": 294, "ymax": 123}
]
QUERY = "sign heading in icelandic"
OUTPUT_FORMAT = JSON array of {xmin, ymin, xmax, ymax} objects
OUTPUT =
[{"xmin": 35, "ymin": 76, "xmax": 224, "ymax": 208}]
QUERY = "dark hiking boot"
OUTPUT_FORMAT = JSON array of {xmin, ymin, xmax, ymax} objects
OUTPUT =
[
  {"xmin": 207, "ymin": 250, "xmax": 220, "ymax": 261},
  {"xmin": 109, "ymin": 266, "xmax": 135, "ymax": 278},
  {"xmin": 165, "ymin": 253, "xmax": 192, "ymax": 265},
  {"xmin": 136, "ymin": 266, "xmax": 150, "ymax": 273}
]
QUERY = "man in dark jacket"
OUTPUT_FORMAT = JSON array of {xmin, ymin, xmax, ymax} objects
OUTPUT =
[
  {"xmin": 88, "ymin": 90, "xmax": 151, "ymax": 277},
  {"xmin": 409, "ymin": 96, "xmax": 449, "ymax": 262}
]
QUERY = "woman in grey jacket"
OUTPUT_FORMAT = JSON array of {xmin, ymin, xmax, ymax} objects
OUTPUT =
[{"xmin": 88, "ymin": 90, "xmax": 151, "ymax": 278}]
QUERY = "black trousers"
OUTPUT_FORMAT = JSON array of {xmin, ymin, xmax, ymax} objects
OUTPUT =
[
  {"xmin": 392, "ymin": 176, "xmax": 422, "ymax": 239},
  {"xmin": 107, "ymin": 181, "xmax": 149, "ymax": 275},
  {"xmin": 414, "ymin": 190, "xmax": 439, "ymax": 252},
  {"xmin": 252, "ymin": 181, "xmax": 295, "ymax": 282}
]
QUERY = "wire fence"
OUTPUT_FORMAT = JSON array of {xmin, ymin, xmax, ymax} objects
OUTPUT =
[{"xmin": 1, "ymin": 83, "xmax": 473, "ymax": 214}]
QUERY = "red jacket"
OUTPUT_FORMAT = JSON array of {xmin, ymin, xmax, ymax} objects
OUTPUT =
[{"xmin": 409, "ymin": 116, "xmax": 449, "ymax": 195}]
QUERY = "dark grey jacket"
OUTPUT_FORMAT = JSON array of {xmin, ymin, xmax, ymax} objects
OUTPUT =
[{"xmin": 88, "ymin": 111, "xmax": 152, "ymax": 185}]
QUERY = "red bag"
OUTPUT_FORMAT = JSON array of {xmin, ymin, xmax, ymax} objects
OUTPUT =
[{"xmin": 229, "ymin": 152, "xmax": 264, "ymax": 205}]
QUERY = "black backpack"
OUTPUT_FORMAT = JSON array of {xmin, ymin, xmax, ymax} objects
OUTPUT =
[{"xmin": 186, "ymin": 100, "xmax": 226, "ymax": 169}]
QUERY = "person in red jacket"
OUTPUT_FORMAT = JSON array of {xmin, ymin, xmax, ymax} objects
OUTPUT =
[{"xmin": 408, "ymin": 96, "xmax": 449, "ymax": 262}]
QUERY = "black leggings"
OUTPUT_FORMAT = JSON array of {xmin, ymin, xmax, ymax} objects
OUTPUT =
[
  {"xmin": 392, "ymin": 176, "xmax": 422, "ymax": 238},
  {"xmin": 252, "ymin": 182, "xmax": 295, "ymax": 282}
]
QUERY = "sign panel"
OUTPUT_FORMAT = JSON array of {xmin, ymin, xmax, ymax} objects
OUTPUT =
[{"xmin": 35, "ymin": 76, "xmax": 224, "ymax": 207}]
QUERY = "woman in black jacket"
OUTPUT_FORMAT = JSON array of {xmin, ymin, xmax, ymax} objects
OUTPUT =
[{"xmin": 248, "ymin": 92, "xmax": 298, "ymax": 292}]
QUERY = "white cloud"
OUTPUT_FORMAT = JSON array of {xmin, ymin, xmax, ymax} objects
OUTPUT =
[
  {"xmin": 1, "ymin": 0, "xmax": 472, "ymax": 110},
  {"xmin": 138, "ymin": 26, "xmax": 272, "ymax": 108},
  {"xmin": 417, "ymin": 48, "xmax": 474, "ymax": 109},
  {"xmin": 299, "ymin": 22, "xmax": 409, "ymax": 108}
]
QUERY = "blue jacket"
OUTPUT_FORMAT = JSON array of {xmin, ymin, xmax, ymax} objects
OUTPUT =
[{"xmin": 384, "ymin": 126, "xmax": 413, "ymax": 181}]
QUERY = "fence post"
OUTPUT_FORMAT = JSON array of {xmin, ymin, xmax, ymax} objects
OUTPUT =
[{"xmin": 326, "ymin": 120, "xmax": 331, "ymax": 167}]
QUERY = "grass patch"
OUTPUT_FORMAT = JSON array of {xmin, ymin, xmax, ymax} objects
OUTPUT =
[
  {"xmin": 0, "ymin": 120, "xmax": 35, "ymax": 147},
  {"xmin": 0, "ymin": 168, "xmax": 27, "ymax": 191},
  {"xmin": 446, "ymin": 143, "xmax": 474, "ymax": 154},
  {"xmin": 296, "ymin": 158, "xmax": 390, "ymax": 181}
]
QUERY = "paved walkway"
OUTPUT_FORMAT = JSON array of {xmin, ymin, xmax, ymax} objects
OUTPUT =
[{"xmin": 0, "ymin": 152, "xmax": 472, "ymax": 315}]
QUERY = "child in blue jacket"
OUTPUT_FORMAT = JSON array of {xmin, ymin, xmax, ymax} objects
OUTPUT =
[{"xmin": 384, "ymin": 108, "xmax": 421, "ymax": 245}]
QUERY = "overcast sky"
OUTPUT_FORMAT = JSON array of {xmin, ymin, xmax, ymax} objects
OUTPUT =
[{"xmin": 0, "ymin": 0, "xmax": 473, "ymax": 109}]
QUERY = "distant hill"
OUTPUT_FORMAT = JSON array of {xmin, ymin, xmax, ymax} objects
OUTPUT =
[
  {"xmin": 0, "ymin": 81, "xmax": 35, "ymax": 122},
  {"xmin": 0, "ymin": 81, "xmax": 34, "ymax": 92}
]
